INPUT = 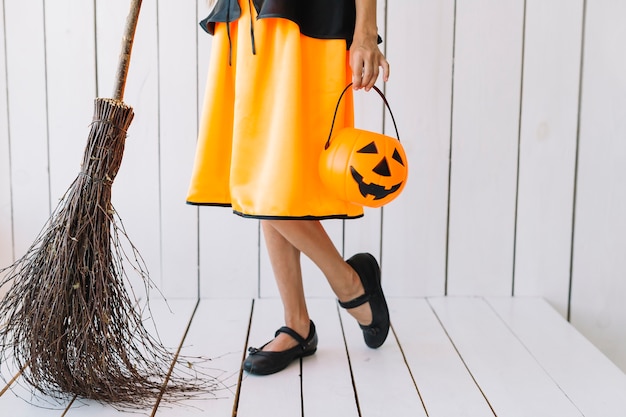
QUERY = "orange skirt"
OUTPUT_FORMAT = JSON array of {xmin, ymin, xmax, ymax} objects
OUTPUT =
[{"xmin": 186, "ymin": 0, "xmax": 363, "ymax": 219}]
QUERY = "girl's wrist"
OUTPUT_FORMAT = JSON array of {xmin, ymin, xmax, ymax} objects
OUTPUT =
[
  {"xmin": 354, "ymin": 0, "xmax": 379, "ymax": 41},
  {"xmin": 352, "ymin": 27, "xmax": 378, "ymax": 44}
]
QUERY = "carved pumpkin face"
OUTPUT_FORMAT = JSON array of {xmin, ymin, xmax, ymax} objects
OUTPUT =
[{"xmin": 319, "ymin": 128, "xmax": 408, "ymax": 208}]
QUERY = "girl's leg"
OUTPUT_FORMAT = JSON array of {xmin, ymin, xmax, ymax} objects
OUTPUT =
[
  {"xmin": 260, "ymin": 220, "xmax": 311, "ymax": 351},
  {"xmin": 262, "ymin": 219, "xmax": 372, "ymax": 332}
]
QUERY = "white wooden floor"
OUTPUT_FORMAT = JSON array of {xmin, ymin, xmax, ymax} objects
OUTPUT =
[{"xmin": 2, "ymin": 296, "xmax": 626, "ymax": 417}]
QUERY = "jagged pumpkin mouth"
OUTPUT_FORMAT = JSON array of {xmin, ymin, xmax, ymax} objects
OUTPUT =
[{"xmin": 350, "ymin": 166, "xmax": 403, "ymax": 201}]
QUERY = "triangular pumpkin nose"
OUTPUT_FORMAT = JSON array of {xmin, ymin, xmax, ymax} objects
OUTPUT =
[{"xmin": 373, "ymin": 157, "xmax": 391, "ymax": 177}]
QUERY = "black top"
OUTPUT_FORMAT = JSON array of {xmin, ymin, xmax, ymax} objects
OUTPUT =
[{"xmin": 200, "ymin": 0, "xmax": 358, "ymax": 45}]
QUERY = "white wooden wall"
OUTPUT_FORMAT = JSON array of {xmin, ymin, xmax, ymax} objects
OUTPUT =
[{"xmin": 0, "ymin": 0, "xmax": 625, "ymax": 373}]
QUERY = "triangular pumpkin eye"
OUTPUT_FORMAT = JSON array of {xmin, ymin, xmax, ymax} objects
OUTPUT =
[
  {"xmin": 373, "ymin": 158, "xmax": 391, "ymax": 177},
  {"xmin": 357, "ymin": 141, "xmax": 378, "ymax": 154},
  {"xmin": 392, "ymin": 148, "xmax": 404, "ymax": 166}
]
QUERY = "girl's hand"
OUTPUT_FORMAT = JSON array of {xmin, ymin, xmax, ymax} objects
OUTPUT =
[
  {"xmin": 350, "ymin": 0, "xmax": 389, "ymax": 91},
  {"xmin": 349, "ymin": 33, "xmax": 389, "ymax": 91}
]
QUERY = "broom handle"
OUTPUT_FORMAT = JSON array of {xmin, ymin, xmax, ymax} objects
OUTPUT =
[{"xmin": 112, "ymin": 0, "xmax": 143, "ymax": 101}]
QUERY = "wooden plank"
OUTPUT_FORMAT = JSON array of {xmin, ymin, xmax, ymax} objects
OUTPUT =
[
  {"xmin": 487, "ymin": 297, "xmax": 626, "ymax": 417},
  {"xmin": 143, "ymin": 298, "xmax": 199, "ymax": 349},
  {"xmin": 0, "ymin": 363, "xmax": 26, "ymax": 398},
  {"xmin": 513, "ymin": 0, "xmax": 584, "ymax": 317},
  {"xmin": 343, "ymin": 0, "xmax": 386, "ymax": 275},
  {"xmin": 153, "ymin": 298, "xmax": 252, "ymax": 416},
  {"xmin": 382, "ymin": 0, "xmax": 455, "ymax": 297},
  {"xmin": 0, "ymin": 380, "xmax": 70, "ymax": 417},
  {"xmin": 199, "ymin": 211, "xmax": 259, "ymax": 299},
  {"xmin": 446, "ymin": 0, "xmax": 525, "ymax": 295},
  {"xmin": 3, "ymin": 0, "xmax": 51, "ymax": 256},
  {"xmin": 1, "ymin": 299, "xmax": 196, "ymax": 416},
  {"xmin": 60, "ymin": 298, "xmax": 196, "ymax": 416},
  {"xmin": 1, "ymin": 353, "xmax": 70, "ymax": 416},
  {"xmin": 236, "ymin": 298, "xmax": 302, "ymax": 417},
  {"xmin": 390, "ymin": 298, "xmax": 494, "ymax": 417},
  {"xmin": 95, "ymin": 0, "xmax": 162, "ymax": 297},
  {"xmin": 570, "ymin": 0, "xmax": 626, "ymax": 372},
  {"xmin": 0, "ymin": 0, "xmax": 13, "ymax": 291},
  {"xmin": 66, "ymin": 298, "xmax": 191, "ymax": 415},
  {"xmin": 302, "ymin": 299, "xmax": 359, "ymax": 417},
  {"xmin": 43, "ymin": 0, "xmax": 97, "ymax": 202},
  {"xmin": 195, "ymin": 2, "xmax": 259, "ymax": 300},
  {"xmin": 156, "ymin": 0, "xmax": 199, "ymax": 298},
  {"xmin": 339, "ymin": 306, "xmax": 427, "ymax": 416},
  {"xmin": 428, "ymin": 297, "xmax": 583, "ymax": 417}
]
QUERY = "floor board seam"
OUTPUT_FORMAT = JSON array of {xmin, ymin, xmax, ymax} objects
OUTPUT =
[
  {"xmin": 337, "ymin": 303, "xmax": 362, "ymax": 417},
  {"xmin": 425, "ymin": 297, "xmax": 498, "ymax": 417},
  {"xmin": 0, "ymin": 362, "xmax": 26, "ymax": 397},
  {"xmin": 390, "ymin": 322, "xmax": 431, "ymax": 416},
  {"xmin": 299, "ymin": 359, "xmax": 304, "ymax": 417},
  {"xmin": 150, "ymin": 298, "xmax": 201, "ymax": 417},
  {"xmin": 482, "ymin": 297, "xmax": 585, "ymax": 416},
  {"xmin": 231, "ymin": 298, "xmax": 255, "ymax": 417},
  {"xmin": 59, "ymin": 395, "xmax": 77, "ymax": 417}
]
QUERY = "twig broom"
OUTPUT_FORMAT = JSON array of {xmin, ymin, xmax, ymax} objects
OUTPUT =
[{"xmin": 0, "ymin": 0, "xmax": 203, "ymax": 407}]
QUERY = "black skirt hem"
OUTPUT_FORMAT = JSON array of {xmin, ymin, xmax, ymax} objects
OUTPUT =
[{"xmin": 186, "ymin": 201, "xmax": 363, "ymax": 220}]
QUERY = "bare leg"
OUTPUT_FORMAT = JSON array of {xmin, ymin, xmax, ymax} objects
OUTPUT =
[
  {"xmin": 261, "ymin": 219, "xmax": 372, "ymax": 346},
  {"xmin": 260, "ymin": 221, "xmax": 310, "ymax": 351}
]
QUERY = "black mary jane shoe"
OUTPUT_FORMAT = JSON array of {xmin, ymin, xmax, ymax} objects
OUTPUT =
[
  {"xmin": 243, "ymin": 320, "xmax": 318, "ymax": 376},
  {"xmin": 340, "ymin": 253, "xmax": 390, "ymax": 349}
]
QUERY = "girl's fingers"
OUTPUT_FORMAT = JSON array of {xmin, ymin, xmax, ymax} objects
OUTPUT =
[
  {"xmin": 381, "ymin": 58, "xmax": 390, "ymax": 83},
  {"xmin": 362, "ymin": 64, "xmax": 379, "ymax": 91},
  {"xmin": 352, "ymin": 63, "xmax": 364, "ymax": 89},
  {"xmin": 350, "ymin": 46, "xmax": 389, "ymax": 90},
  {"xmin": 353, "ymin": 59, "xmax": 387, "ymax": 91}
]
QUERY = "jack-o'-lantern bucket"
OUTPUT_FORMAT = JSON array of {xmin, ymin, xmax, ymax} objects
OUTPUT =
[{"xmin": 319, "ymin": 84, "xmax": 408, "ymax": 208}]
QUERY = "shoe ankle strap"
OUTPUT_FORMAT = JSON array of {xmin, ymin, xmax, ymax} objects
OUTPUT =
[
  {"xmin": 338, "ymin": 293, "xmax": 371, "ymax": 309},
  {"xmin": 275, "ymin": 321, "xmax": 314, "ymax": 348}
]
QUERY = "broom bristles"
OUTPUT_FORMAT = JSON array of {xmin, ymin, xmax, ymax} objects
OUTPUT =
[{"xmin": 0, "ymin": 98, "xmax": 211, "ymax": 407}]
